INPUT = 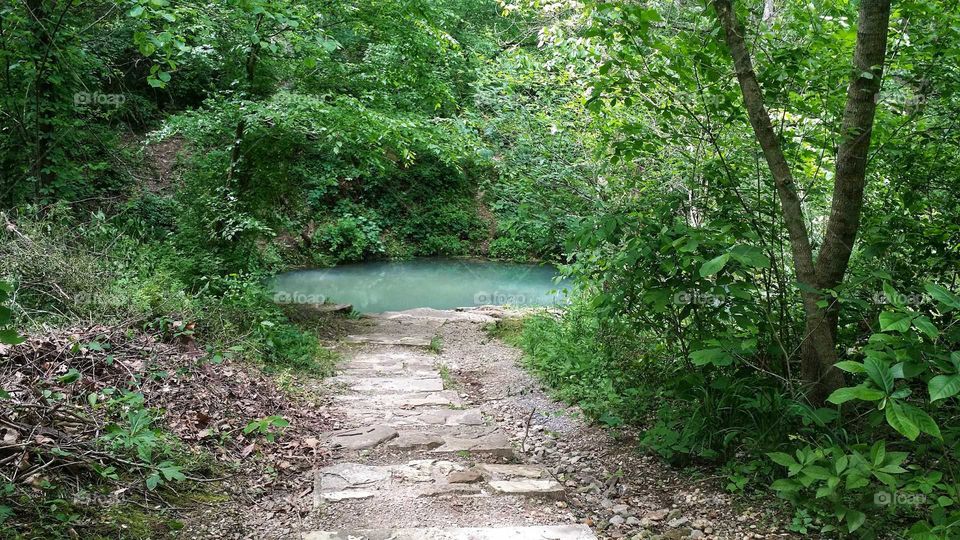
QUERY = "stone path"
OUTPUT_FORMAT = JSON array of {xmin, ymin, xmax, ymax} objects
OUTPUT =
[{"xmin": 309, "ymin": 309, "xmax": 597, "ymax": 540}]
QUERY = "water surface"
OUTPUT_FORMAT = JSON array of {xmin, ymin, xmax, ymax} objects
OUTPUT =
[{"xmin": 271, "ymin": 258, "xmax": 568, "ymax": 313}]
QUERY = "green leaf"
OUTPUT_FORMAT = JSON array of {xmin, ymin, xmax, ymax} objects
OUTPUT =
[
  {"xmin": 767, "ymin": 452, "xmax": 798, "ymax": 469},
  {"xmin": 0, "ymin": 329, "xmax": 24, "ymax": 345},
  {"xmin": 689, "ymin": 347, "xmax": 733, "ymax": 367},
  {"xmin": 770, "ymin": 478, "xmax": 802, "ymax": 492},
  {"xmin": 802, "ymin": 465, "xmax": 832, "ymax": 480},
  {"xmin": 879, "ymin": 311, "xmax": 914, "ymax": 332},
  {"xmin": 730, "ymin": 245, "xmax": 770, "ymax": 269},
  {"xmin": 913, "ymin": 316, "xmax": 939, "ymax": 340},
  {"xmin": 827, "ymin": 385, "xmax": 885, "ymax": 404},
  {"xmin": 885, "ymin": 401, "xmax": 920, "ymax": 441},
  {"xmin": 834, "ymin": 361, "xmax": 866, "ymax": 374},
  {"xmin": 929, "ymin": 375, "xmax": 960, "ymax": 402},
  {"xmin": 882, "ymin": 282, "xmax": 903, "ymax": 307},
  {"xmin": 847, "ymin": 509, "xmax": 866, "ymax": 532},
  {"xmin": 128, "ymin": 5, "xmax": 144, "ymax": 17},
  {"xmin": 901, "ymin": 403, "xmax": 942, "ymax": 440},
  {"xmin": 698, "ymin": 254, "xmax": 730, "ymax": 277},
  {"xmin": 146, "ymin": 473, "xmax": 160, "ymax": 491},
  {"xmin": 57, "ymin": 369, "xmax": 81, "ymax": 384},
  {"xmin": 864, "ymin": 356, "xmax": 894, "ymax": 393},
  {"xmin": 925, "ymin": 283, "xmax": 960, "ymax": 309}
]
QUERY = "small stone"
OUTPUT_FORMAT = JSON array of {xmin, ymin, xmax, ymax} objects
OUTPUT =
[
  {"xmin": 610, "ymin": 515, "xmax": 625, "ymax": 526},
  {"xmin": 447, "ymin": 469, "xmax": 482, "ymax": 483},
  {"xmin": 644, "ymin": 509, "xmax": 670, "ymax": 522}
]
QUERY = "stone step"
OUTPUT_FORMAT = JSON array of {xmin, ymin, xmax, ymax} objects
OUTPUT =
[
  {"xmin": 429, "ymin": 431, "xmax": 514, "ymax": 459},
  {"xmin": 333, "ymin": 375, "xmax": 445, "ymax": 393},
  {"xmin": 324, "ymin": 425, "xmax": 398, "ymax": 450},
  {"xmin": 346, "ymin": 408, "xmax": 484, "ymax": 427},
  {"xmin": 337, "ymin": 390, "xmax": 465, "ymax": 409},
  {"xmin": 304, "ymin": 526, "xmax": 596, "ymax": 540},
  {"xmin": 487, "ymin": 479, "xmax": 565, "ymax": 499},
  {"xmin": 339, "ymin": 361, "xmax": 438, "ymax": 376},
  {"xmin": 314, "ymin": 461, "xmax": 564, "ymax": 502}
]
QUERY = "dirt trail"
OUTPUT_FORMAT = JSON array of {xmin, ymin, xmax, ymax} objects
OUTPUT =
[{"xmin": 196, "ymin": 308, "xmax": 791, "ymax": 539}]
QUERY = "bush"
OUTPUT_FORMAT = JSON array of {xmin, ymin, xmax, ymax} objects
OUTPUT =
[{"xmin": 313, "ymin": 213, "xmax": 385, "ymax": 263}]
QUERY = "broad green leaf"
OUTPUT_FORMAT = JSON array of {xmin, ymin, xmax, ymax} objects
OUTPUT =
[
  {"xmin": 770, "ymin": 478, "xmax": 802, "ymax": 492},
  {"xmin": 913, "ymin": 316, "xmax": 939, "ymax": 340},
  {"xmin": 766, "ymin": 452, "xmax": 797, "ymax": 468},
  {"xmin": 847, "ymin": 509, "xmax": 866, "ymax": 532},
  {"xmin": 698, "ymin": 254, "xmax": 730, "ymax": 277},
  {"xmin": 730, "ymin": 245, "xmax": 770, "ymax": 269},
  {"xmin": 827, "ymin": 385, "xmax": 885, "ymax": 404},
  {"xmin": 885, "ymin": 401, "xmax": 920, "ymax": 441},
  {"xmin": 879, "ymin": 311, "xmax": 914, "ymax": 332},
  {"xmin": 901, "ymin": 404, "xmax": 941, "ymax": 440},
  {"xmin": 834, "ymin": 361, "xmax": 866, "ymax": 373},
  {"xmin": 929, "ymin": 375, "xmax": 960, "ymax": 402},
  {"xmin": 689, "ymin": 347, "xmax": 733, "ymax": 367},
  {"xmin": 925, "ymin": 283, "xmax": 960, "ymax": 309},
  {"xmin": 864, "ymin": 356, "xmax": 894, "ymax": 393},
  {"xmin": 802, "ymin": 465, "xmax": 832, "ymax": 480}
]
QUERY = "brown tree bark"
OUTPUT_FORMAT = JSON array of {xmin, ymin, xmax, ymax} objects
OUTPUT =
[{"xmin": 712, "ymin": 0, "xmax": 891, "ymax": 403}]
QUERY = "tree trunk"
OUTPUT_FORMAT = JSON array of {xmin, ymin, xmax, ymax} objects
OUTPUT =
[
  {"xmin": 713, "ymin": 0, "xmax": 891, "ymax": 403},
  {"xmin": 226, "ymin": 13, "xmax": 264, "ymax": 188}
]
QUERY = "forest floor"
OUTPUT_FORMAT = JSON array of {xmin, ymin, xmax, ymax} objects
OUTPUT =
[{"xmin": 181, "ymin": 307, "xmax": 796, "ymax": 539}]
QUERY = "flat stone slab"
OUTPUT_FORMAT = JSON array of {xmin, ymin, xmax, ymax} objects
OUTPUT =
[
  {"xmin": 315, "ymin": 460, "xmax": 475, "ymax": 502},
  {"xmin": 349, "ymin": 408, "xmax": 484, "ymax": 427},
  {"xmin": 343, "ymin": 317, "xmax": 444, "ymax": 346},
  {"xmin": 338, "ymin": 391, "xmax": 464, "ymax": 410},
  {"xmin": 317, "ymin": 463, "xmax": 391, "ymax": 490},
  {"xmin": 430, "ymin": 431, "xmax": 514, "ymax": 458},
  {"xmin": 304, "ymin": 525, "xmax": 597, "ymax": 539},
  {"xmin": 388, "ymin": 433, "xmax": 445, "ymax": 450},
  {"xmin": 319, "ymin": 490, "xmax": 375, "ymax": 502},
  {"xmin": 340, "ymin": 360, "xmax": 437, "ymax": 376},
  {"xmin": 337, "ymin": 376, "xmax": 445, "ymax": 393},
  {"xmin": 475, "ymin": 464, "xmax": 549, "ymax": 479},
  {"xmin": 488, "ymin": 479, "xmax": 565, "ymax": 499},
  {"xmin": 325, "ymin": 425, "xmax": 398, "ymax": 450},
  {"xmin": 344, "ymin": 334, "xmax": 435, "ymax": 346}
]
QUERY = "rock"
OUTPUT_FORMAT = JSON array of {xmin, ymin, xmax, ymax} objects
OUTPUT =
[
  {"xmin": 325, "ymin": 425, "xmax": 398, "ymax": 450},
  {"xmin": 609, "ymin": 516, "xmax": 625, "ymax": 526},
  {"xmin": 643, "ymin": 509, "xmax": 670, "ymax": 522},
  {"xmin": 388, "ymin": 433, "xmax": 445, "ymax": 450},
  {"xmin": 661, "ymin": 528, "xmax": 692, "ymax": 540},
  {"xmin": 317, "ymin": 463, "xmax": 391, "ymax": 490},
  {"xmin": 475, "ymin": 464, "xmax": 548, "ymax": 479},
  {"xmin": 319, "ymin": 490, "xmax": 375, "ymax": 502},
  {"xmin": 430, "ymin": 431, "xmax": 514, "ymax": 458},
  {"xmin": 447, "ymin": 469, "xmax": 482, "ymax": 483},
  {"xmin": 488, "ymin": 479, "xmax": 565, "ymax": 499}
]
